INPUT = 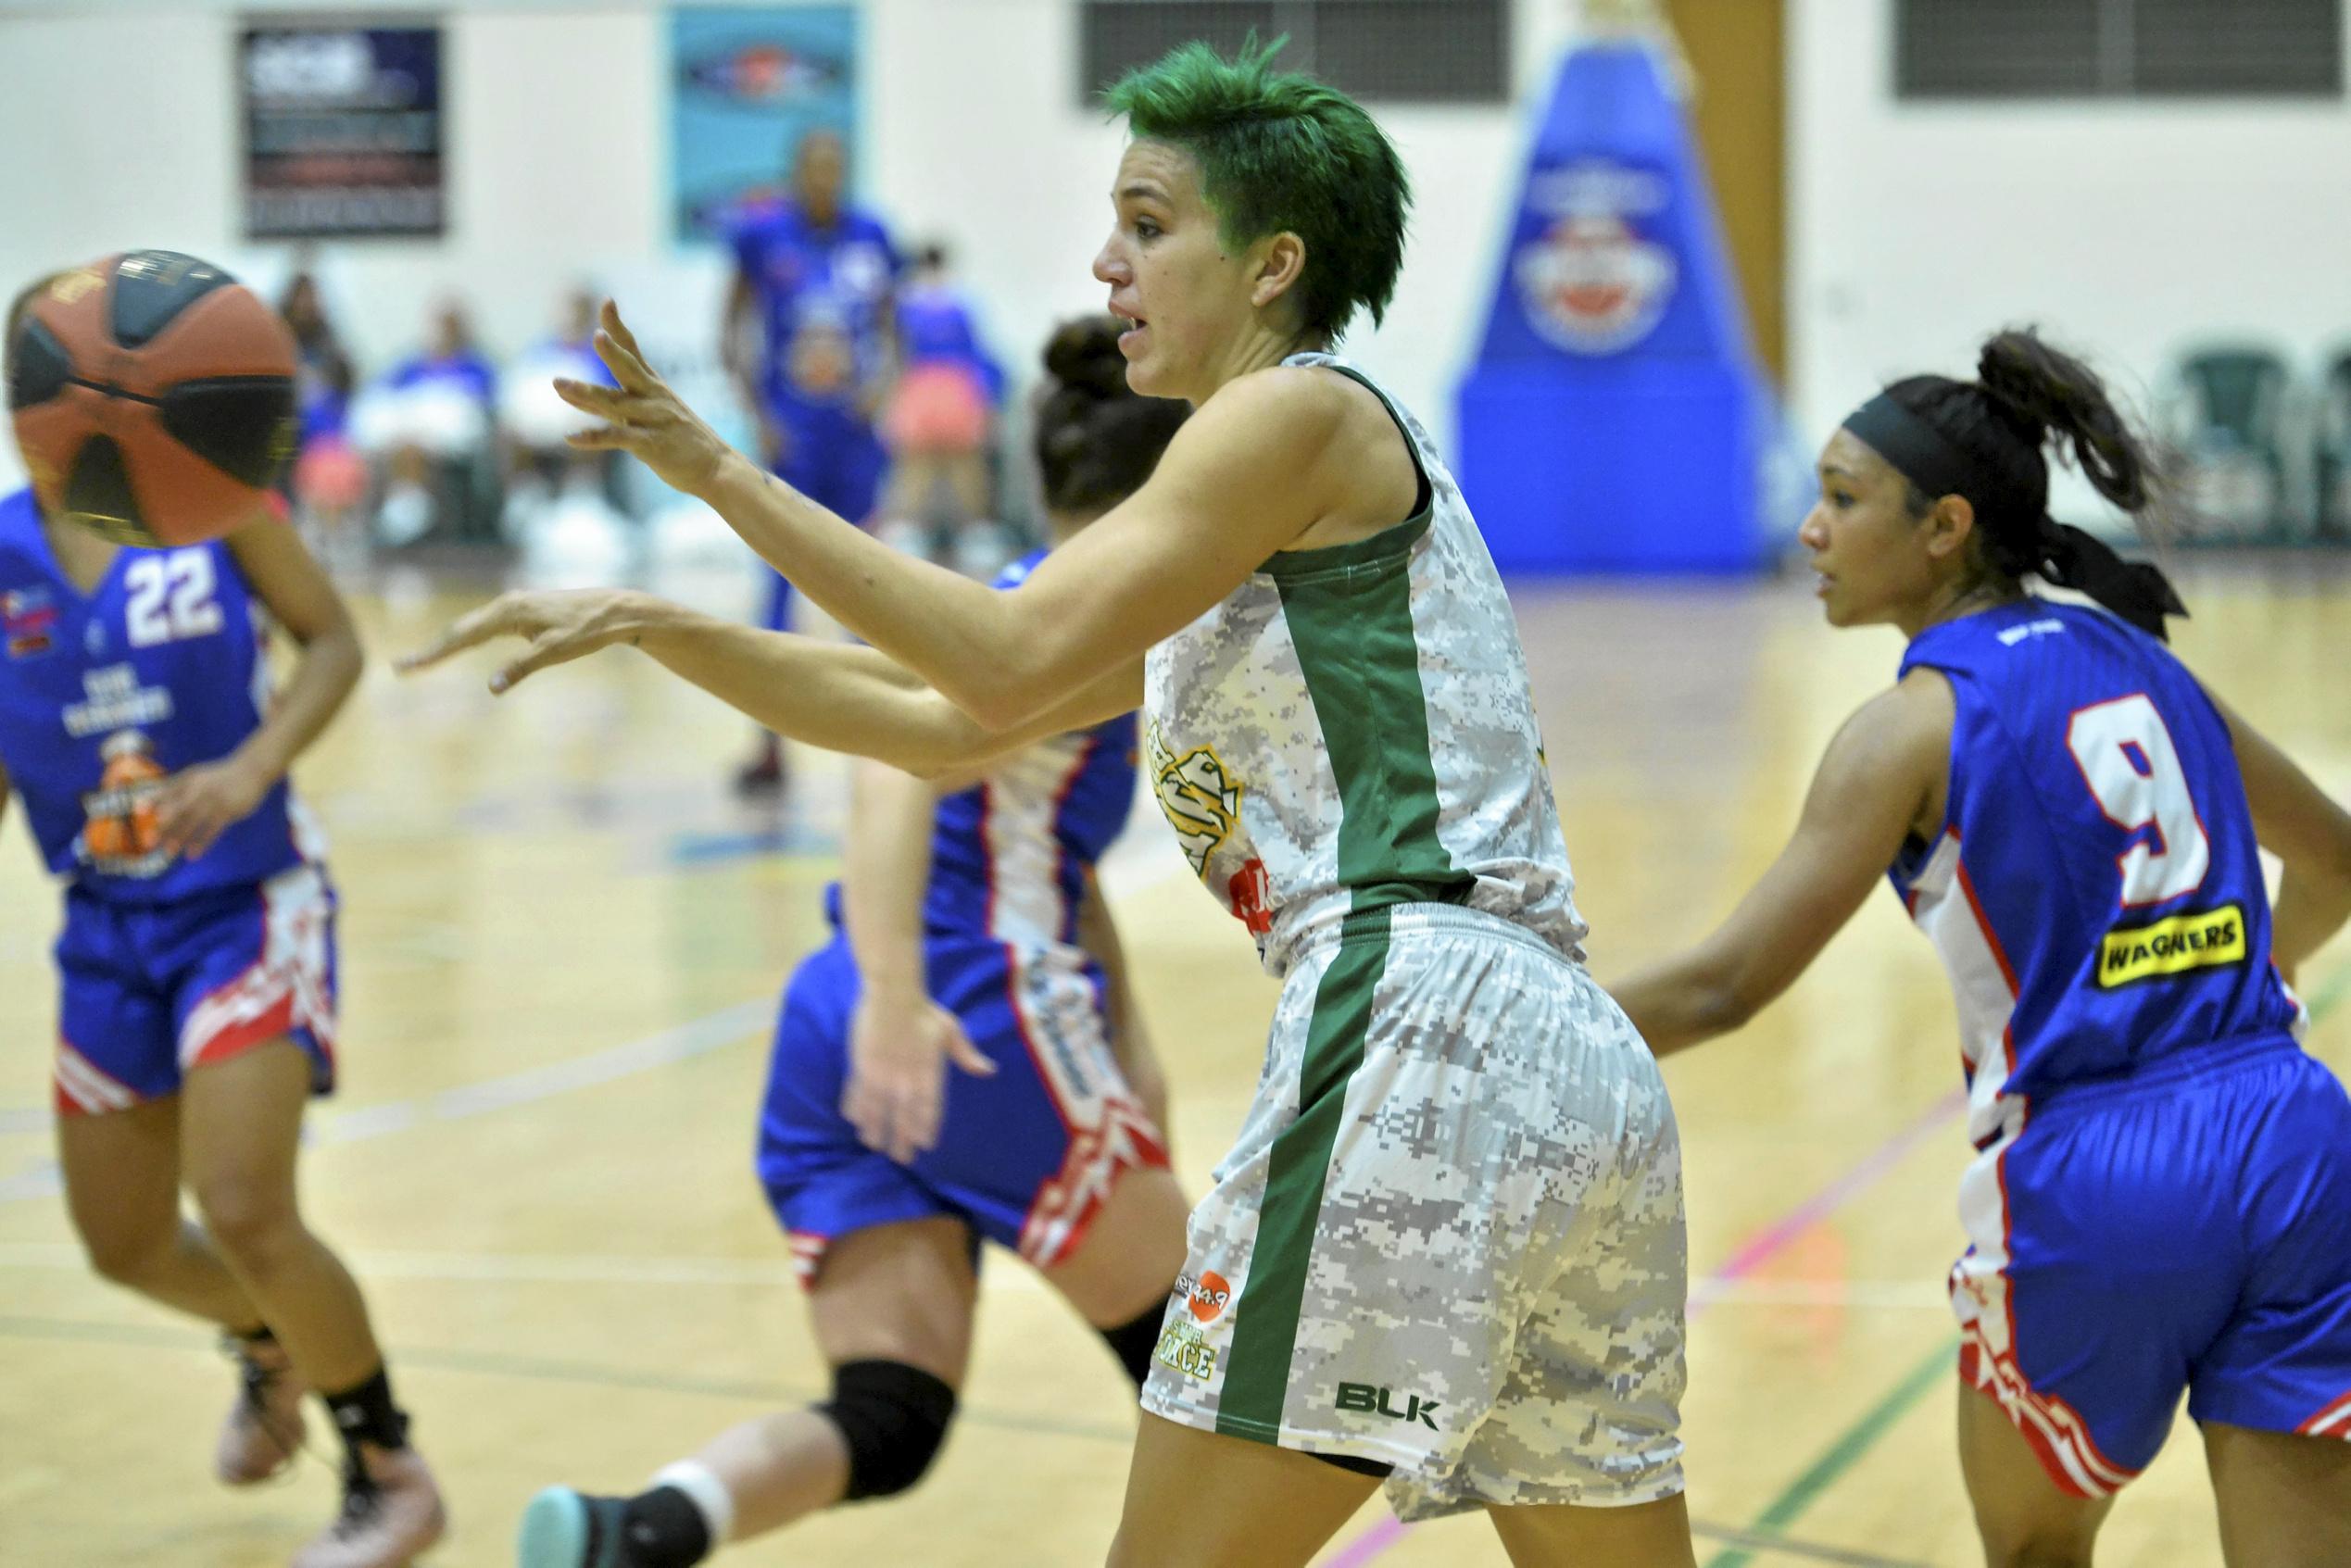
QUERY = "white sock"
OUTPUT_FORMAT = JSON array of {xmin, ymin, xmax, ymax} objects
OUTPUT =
[{"xmin": 650, "ymin": 1459, "xmax": 737, "ymax": 1546}]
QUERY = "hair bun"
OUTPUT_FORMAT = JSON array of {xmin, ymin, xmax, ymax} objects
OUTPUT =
[
  {"xmin": 1975, "ymin": 332, "xmax": 2056, "ymax": 439},
  {"xmin": 1041, "ymin": 316, "xmax": 1130, "ymax": 398}
]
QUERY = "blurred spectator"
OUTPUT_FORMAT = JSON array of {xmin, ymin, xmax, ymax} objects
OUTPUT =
[
  {"xmin": 350, "ymin": 299, "xmax": 499, "ymax": 546},
  {"xmin": 723, "ymin": 127, "xmax": 904, "ymax": 795},
  {"xmin": 277, "ymin": 270, "xmax": 369, "ymax": 564},
  {"xmin": 882, "ymin": 242, "xmax": 1008, "ymax": 574},
  {"xmin": 499, "ymin": 286, "xmax": 626, "ymax": 538}
]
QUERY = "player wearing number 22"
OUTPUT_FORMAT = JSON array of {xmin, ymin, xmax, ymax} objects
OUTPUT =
[
  {"xmin": 0, "ymin": 282, "xmax": 443, "ymax": 1566},
  {"xmin": 1615, "ymin": 331, "xmax": 2351, "ymax": 1568}
]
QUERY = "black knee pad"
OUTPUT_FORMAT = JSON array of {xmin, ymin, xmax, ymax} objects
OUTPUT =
[{"xmin": 816, "ymin": 1359, "xmax": 958, "ymax": 1501}]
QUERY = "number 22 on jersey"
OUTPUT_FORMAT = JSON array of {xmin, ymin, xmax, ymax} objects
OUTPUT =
[
  {"xmin": 123, "ymin": 549, "xmax": 222, "ymax": 647},
  {"xmin": 2067, "ymin": 693, "xmax": 2211, "ymax": 908}
]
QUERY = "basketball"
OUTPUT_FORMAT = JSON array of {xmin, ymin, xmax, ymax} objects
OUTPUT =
[{"xmin": 6, "ymin": 250, "xmax": 297, "ymax": 548}]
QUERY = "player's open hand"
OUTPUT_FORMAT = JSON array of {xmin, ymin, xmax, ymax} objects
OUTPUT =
[
  {"xmin": 396, "ymin": 587, "xmax": 647, "ymax": 695},
  {"xmin": 845, "ymin": 983, "xmax": 997, "ymax": 1164},
  {"xmin": 152, "ymin": 754, "xmax": 271, "ymax": 860},
  {"xmin": 555, "ymin": 300, "xmax": 733, "ymax": 498}
]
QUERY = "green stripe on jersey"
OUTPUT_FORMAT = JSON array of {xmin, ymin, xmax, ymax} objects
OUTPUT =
[
  {"xmin": 1275, "ymin": 547, "xmax": 1468, "ymax": 909},
  {"xmin": 1217, "ymin": 909, "xmax": 1392, "ymax": 1440}
]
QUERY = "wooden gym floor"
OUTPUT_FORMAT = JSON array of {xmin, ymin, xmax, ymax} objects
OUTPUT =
[{"xmin": 1, "ymin": 559, "xmax": 2344, "ymax": 1567}]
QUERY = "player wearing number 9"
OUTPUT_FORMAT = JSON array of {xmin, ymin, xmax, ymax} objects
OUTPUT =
[
  {"xmin": 1611, "ymin": 330, "xmax": 2351, "ymax": 1568},
  {"xmin": 0, "ymin": 274, "xmax": 446, "ymax": 1564}
]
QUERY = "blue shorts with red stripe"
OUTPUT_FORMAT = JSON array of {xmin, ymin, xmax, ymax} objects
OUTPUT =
[
  {"xmin": 53, "ymin": 864, "xmax": 338, "ymax": 1116},
  {"xmin": 754, "ymin": 931, "xmax": 1166, "ymax": 1286},
  {"xmin": 1951, "ymin": 1034, "xmax": 2351, "ymax": 1494}
]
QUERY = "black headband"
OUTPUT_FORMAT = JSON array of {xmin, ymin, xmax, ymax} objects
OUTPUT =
[
  {"xmin": 1838, "ymin": 391, "xmax": 2187, "ymax": 641},
  {"xmin": 1841, "ymin": 391, "xmax": 2043, "ymax": 527}
]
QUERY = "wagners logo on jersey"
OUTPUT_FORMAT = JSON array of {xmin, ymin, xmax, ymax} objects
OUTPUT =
[
  {"xmin": 2097, "ymin": 903, "xmax": 2246, "ymax": 987},
  {"xmin": 1512, "ymin": 159, "xmax": 1678, "ymax": 356}
]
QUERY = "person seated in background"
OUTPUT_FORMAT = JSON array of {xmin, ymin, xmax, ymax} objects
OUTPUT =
[
  {"xmin": 278, "ymin": 270, "xmax": 369, "ymax": 569},
  {"xmin": 349, "ymin": 299, "xmax": 499, "ymax": 547},
  {"xmin": 500, "ymin": 286, "xmax": 627, "ymax": 540},
  {"xmin": 879, "ymin": 243, "xmax": 1007, "ymax": 577}
]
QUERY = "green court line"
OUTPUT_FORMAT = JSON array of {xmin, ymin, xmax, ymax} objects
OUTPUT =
[
  {"xmin": 1704, "ymin": 1337, "xmax": 1959, "ymax": 1568},
  {"xmin": 2304, "ymin": 961, "xmax": 2351, "ymax": 1024}
]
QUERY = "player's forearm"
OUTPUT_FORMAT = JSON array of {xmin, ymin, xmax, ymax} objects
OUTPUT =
[
  {"xmin": 842, "ymin": 761, "xmax": 937, "ymax": 998},
  {"xmin": 233, "ymin": 620, "xmax": 361, "ymax": 784},
  {"xmin": 620, "ymin": 596, "xmax": 993, "ymax": 776},
  {"xmin": 697, "ymin": 452, "xmax": 1054, "ymax": 729},
  {"xmin": 2272, "ymin": 865, "xmax": 2351, "ymax": 983},
  {"xmin": 1608, "ymin": 949, "xmax": 1758, "ymax": 1058}
]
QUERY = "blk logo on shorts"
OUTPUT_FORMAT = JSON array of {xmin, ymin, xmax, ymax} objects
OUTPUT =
[{"xmin": 1337, "ymin": 1382, "xmax": 1440, "ymax": 1430}]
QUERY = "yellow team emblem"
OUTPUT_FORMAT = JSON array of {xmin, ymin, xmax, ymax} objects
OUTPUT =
[{"xmin": 1148, "ymin": 724, "xmax": 1242, "ymax": 876}]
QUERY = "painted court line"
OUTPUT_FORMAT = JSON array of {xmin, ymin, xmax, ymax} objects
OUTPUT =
[
  {"xmin": 1701, "ymin": 1338, "xmax": 1958, "ymax": 1568},
  {"xmin": 0, "ymin": 997, "xmax": 774, "ymax": 1203}
]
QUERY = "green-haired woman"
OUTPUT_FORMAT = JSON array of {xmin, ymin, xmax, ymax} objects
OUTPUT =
[{"xmin": 411, "ymin": 41, "xmax": 1694, "ymax": 1568}]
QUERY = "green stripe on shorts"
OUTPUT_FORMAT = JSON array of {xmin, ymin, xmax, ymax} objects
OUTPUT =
[{"xmin": 1217, "ymin": 908, "xmax": 1391, "ymax": 1440}]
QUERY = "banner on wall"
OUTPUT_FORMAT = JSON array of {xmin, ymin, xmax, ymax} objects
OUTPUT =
[
  {"xmin": 670, "ymin": 6, "xmax": 859, "ymax": 244},
  {"xmin": 1454, "ymin": 40, "xmax": 1771, "ymax": 575},
  {"xmin": 240, "ymin": 24, "xmax": 445, "ymax": 239}
]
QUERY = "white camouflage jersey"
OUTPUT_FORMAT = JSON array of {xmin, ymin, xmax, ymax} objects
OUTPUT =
[{"xmin": 1142, "ymin": 354, "xmax": 1585, "ymax": 974}]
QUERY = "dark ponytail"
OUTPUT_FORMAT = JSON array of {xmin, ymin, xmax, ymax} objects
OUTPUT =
[
  {"xmin": 1880, "ymin": 329, "xmax": 2186, "ymax": 639},
  {"xmin": 1033, "ymin": 317, "xmax": 1189, "ymax": 519}
]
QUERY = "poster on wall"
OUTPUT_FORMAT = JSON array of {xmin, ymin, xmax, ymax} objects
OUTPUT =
[
  {"xmin": 670, "ymin": 6, "xmax": 858, "ymax": 244},
  {"xmin": 241, "ymin": 24, "xmax": 446, "ymax": 239}
]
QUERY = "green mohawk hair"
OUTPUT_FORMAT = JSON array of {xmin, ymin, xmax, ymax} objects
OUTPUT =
[{"xmin": 1103, "ymin": 35, "xmax": 1411, "ymax": 341}]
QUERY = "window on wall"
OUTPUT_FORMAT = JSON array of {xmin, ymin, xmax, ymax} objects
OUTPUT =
[
  {"xmin": 1897, "ymin": 0, "xmax": 2344, "ymax": 98},
  {"xmin": 1078, "ymin": 0, "xmax": 1510, "ymax": 106}
]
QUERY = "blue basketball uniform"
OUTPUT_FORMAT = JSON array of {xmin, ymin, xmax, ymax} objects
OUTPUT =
[
  {"xmin": 0, "ymin": 489, "xmax": 336, "ymax": 1113},
  {"xmin": 1890, "ymin": 597, "xmax": 2347, "ymax": 1492},
  {"xmin": 756, "ymin": 552, "xmax": 1166, "ymax": 1282},
  {"xmin": 730, "ymin": 200, "xmax": 900, "ymax": 630}
]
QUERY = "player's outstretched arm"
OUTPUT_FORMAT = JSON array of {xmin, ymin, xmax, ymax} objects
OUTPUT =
[
  {"xmin": 151, "ymin": 511, "xmax": 362, "ymax": 859},
  {"xmin": 2207, "ymin": 690, "xmax": 2351, "ymax": 984},
  {"xmin": 1610, "ymin": 672, "xmax": 1954, "ymax": 1056},
  {"xmin": 397, "ymin": 588, "xmax": 1142, "ymax": 780},
  {"xmin": 555, "ymin": 301, "xmax": 1340, "ymax": 732}
]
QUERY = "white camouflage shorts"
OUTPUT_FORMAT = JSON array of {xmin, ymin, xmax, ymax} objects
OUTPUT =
[{"xmin": 1141, "ymin": 902, "xmax": 1688, "ymax": 1522}]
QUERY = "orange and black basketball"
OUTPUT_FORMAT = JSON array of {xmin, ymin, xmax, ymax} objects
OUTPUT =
[{"xmin": 6, "ymin": 250, "xmax": 297, "ymax": 547}]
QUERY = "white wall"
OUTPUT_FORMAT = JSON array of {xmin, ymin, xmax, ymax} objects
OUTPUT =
[
  {"xmin": 0, "ymin": 0, "xmax": 1582, "ymax": 483},
  {"xmin": 1788, "ymin": 0, "xmax": 2351, "ymax": 519}
]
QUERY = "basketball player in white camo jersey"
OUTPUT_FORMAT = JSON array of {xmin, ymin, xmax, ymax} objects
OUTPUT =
[{"xmin": 407, "ymin": 40, "xmax": 1692, "ymax": 1568}]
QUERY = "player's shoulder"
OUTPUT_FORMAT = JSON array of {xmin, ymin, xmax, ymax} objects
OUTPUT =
[
  {"xmin": 1198, "ymin": 363, "xmax": 1361, "ymax": 447},
  {"xmin": 1823, "ymin": 673, "xmax": 1955, "ymax": 791}
]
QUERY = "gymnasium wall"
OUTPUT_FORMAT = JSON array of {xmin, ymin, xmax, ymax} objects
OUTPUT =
[
  {"xmin": 10, "ymin": 1, "xmax": 2345, "ymax": 527},
  {"xmin": 0, "ymin": 0, "xmax": 1581, "ymax": 489},
  {"xmin": 1786, "ymin": 0, "xmax": 2351, "ymax": 518}
]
